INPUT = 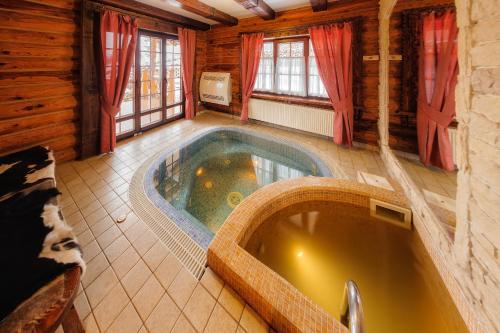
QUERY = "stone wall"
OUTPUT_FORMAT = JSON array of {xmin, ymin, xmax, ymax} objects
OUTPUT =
[
  {"xmin": 379, "ymin": 0, "xmax": 500, "ymax": 332},
  {"xmin": 454, "ymin": 0, "xmax": 500, "ymax": 331}
]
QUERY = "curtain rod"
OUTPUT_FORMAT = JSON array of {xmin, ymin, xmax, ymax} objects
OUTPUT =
[
  {"xmin": 239, "ymin": 16, "xmax": 361, "ymax": 36},
  {"xmin": 88, "ymin": 1, "xmax": 183, "ymax": 28}
]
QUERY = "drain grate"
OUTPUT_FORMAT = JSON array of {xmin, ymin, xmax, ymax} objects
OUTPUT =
[{"xmin": 129, "ymin": 159, "xmax": 207, "ymax": 280}]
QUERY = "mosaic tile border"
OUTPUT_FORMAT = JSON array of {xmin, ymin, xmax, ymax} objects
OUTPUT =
[
  {"xmin": 207, "ymin": 177, "xmax": 410, "ymax": 333},
  {"xmin": 130, "ymin": 126, "xmax": 335, "ymax": 279}
]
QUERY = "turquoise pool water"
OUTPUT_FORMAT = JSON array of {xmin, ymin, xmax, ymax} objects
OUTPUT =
[{"xmin": 147, "ymin": 128, "xmax": 330, "ymax": 248}]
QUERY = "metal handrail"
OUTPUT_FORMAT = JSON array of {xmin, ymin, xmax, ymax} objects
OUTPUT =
[{"xmin": 340, "ymin": 280, "xmax": 365, "ymax": 333}]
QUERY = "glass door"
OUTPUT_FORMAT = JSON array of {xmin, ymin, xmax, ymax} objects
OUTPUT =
[{"xmin": 116, "ymin": 31, "xmax": 184, "ymax": 139}]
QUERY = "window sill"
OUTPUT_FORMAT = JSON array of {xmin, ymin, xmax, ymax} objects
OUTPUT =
[{"xmin": 251, "ymin": 92, "xmax": 332, "ymax": 110}]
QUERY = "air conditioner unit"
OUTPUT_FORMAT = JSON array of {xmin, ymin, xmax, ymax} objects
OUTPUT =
[{"xmin": 199, "ymin": 72, "xmax": 232, "ymax": 106}]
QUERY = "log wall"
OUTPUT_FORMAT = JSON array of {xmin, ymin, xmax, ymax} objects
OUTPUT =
[
  {"xmin": 0, "ymin": 0, "xmax": 81, "ymax": 162},
  {"xmin": 204, "ymin": 1, "xmax": 380, "ymax": 146}
]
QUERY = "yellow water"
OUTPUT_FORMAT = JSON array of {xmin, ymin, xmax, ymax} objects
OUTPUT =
[{"xmin": 245, "ymin": 201, "xmax": 468, "ymax": 333}]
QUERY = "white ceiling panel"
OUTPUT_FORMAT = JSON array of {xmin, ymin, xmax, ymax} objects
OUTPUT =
[
  {"xmin": 135, "ymin": 0, "xmax": 324, "ymax": 25},
  {"xmin": 134, "ymin": 0, "xmax": 218, "ymax": 24}
]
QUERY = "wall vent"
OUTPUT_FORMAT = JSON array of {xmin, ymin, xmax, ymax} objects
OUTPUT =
[{"xmin": 370, "ymin": 199, "xmax": 412, "ymax": 230}]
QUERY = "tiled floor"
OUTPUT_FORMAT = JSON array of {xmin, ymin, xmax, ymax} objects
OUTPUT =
[{"xmin": 55, "ymin": 111, "xmax": 391, "ymax": 333}]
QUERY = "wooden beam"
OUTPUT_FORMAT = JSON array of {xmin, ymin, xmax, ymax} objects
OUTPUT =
[
  {"xmin": 234, "ymin": 0, "xmax": 275, "ymax": 20},
  {"xmin": 310, "ymin": 0, "xmax": 328, "ymax": 12},
  {"xmin": 93, "ymin": 0, "xmax": 211, "ymax": 30},
  {"xmin": 172, "ymin": 0, "xmax": 238, "ymax": 26}
]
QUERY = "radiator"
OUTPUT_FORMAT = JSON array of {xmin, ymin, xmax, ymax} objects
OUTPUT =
[
  {"xmin": 249, "ymin": 98, "xmax": 334, "ymax": 137},
  {"xmin": 448, "ymin": 127, "xmax": 458, "ymax": 165}
]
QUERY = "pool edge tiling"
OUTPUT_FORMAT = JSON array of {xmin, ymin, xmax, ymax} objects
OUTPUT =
[
  {"xmin": 130, "ymin": 126, "xmax": 334, "ymax": 279},
  {"xmin": 207, "ymin": 177, "xmax": 411, "ymax": 333}
]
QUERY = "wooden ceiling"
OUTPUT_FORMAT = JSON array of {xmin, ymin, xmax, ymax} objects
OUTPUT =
[{"xmin": 123, "ymin": 0, "xmax": 333, "ymax": 30}]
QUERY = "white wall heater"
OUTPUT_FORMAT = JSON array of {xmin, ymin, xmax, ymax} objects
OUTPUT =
[{"xmin": 248, "ymin": 98, "xmax": 334, "ymax": 138}]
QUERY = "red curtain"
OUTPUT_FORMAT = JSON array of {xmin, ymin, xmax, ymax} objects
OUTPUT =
[
  {"xmin": 309, "ymin": 23, "xmax": 354, "ymax": 146},
  {"xmin": 241, "ymin": 33, "xmax": 264, "ymax": 122},
  {"xmin": 417, "ymin": 11, "xmax": 458, "ymax": 171},
  {"xmin": 178, "ymin": 28, "xmax": 196, "ymax": 120},
  {"xmin": 99, "ymin": 11, "xmax": 138, "ymax": 154}
]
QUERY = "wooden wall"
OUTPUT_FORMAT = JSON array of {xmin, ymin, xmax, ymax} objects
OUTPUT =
[
  {"xmin": 0, "ymin": 0, "xmax": 81, "ymax": 162},
  {"xmin": 388, "ymin": 0, "xmax": 455, "ymax": 153},
  {"xmin": 204, "ymin": 1, "xmax": 380, "ymax": 146}
]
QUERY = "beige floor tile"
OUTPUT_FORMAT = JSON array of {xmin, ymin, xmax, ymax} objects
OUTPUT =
[
  {"xmin": 97, "ymin": 188, "xmax": 119, "ymax": 204},
  {"xmin": 200, "ymin": 268, "xmax": 224, "ymax": 299},
  {"xmin": 172, "ymin": 314, "xmax": 197, "ymax": 333},
  {"xmin": 81, "ymin": 200, "xmax": 103, "ymax": 218},
  {"xmin": 78, "ymin": 229, "xmax": 95, "ymax": 247},
  {"xmin": 96, "ymin": 224, "xmax": 122, "ymax": 249},
  {"xmin": 112, "ymin": 246, "xmax": 140, "ymax": 279},
  {"xmin": 143, "ymin": 241, "xmax": 169, "ymax": 271},
  {"xmin": 218, "ymin": 286, "xmax": 245, "ymax": 321},
  {"xmin": 83, "ymin": 313, "xmax": 100, "ymax": 333},
  {"xmin": 145, "ymin": 294, "xmax": 181, "ymax": 333},
  {"xmin": 103, "ymin": 196, "xmax": 124, "ymax": 214},
  {"xmin": 93, "ymin": 284, "xmax": 129, "ymax": 331},
  {"xmin": 183, "ymin": 284, "xmax": 216, "ymax": 332},
  {"xmin": 72, "ymin": 219, "xmax": 89, "ymax": 236},
  {"xmin": 82, "ymin": 240, "xmax": 101, "ymax": 262},
  {"xmin": 74, "ymin": 291, "xmax": 91, "ymax": 319},
  {"xmin": 90, "ymin": 215, "xmax": 114, "ymax": 237},
  {"xmin": 133, "ymin": 230, "xmax": 157, "ymax": 256},
  {"xmin": 85, "ymin": 267, "xmax": 119, "ymax": 308},
  {"xmin": 117, "ymin": 212, "xmax": 140, "ymax": 232},
  {"xmin": 122, "ymin": 260, "xmax": 152, "ymax": 297},
  {"xmin": 154, "ymin": 253, "xmax": 183, "ymax": 289},
  {"xmin": 110, "ymin": 203, "xmax": 132, "ymax": 221},
  {"xmin": 86, "ymin": 207, "xmax": 109, "ymax": 227},
  {"xmin": 239, "ymin": 305, "xmax": 268, "ymax": 333},
  {"xmin": 204, "ymin": 303, "xmax": 238, "ymax": 333},
  {"xmin": 104, "ymin": 235, "xmax": 131, "ymax": 263},
  {"xmin": 167, "ymin": 267, "xmax": 198, "ymax": 309},
  {"xmin": 82, "ymin": 253, "xmax": 110, "ymax": 287},
  {"xmin": 107, "ymin": 303, "xmax": 143, "ymax": 333},
  {"xmin": 132, "ymin": 274, "xmax": 165, "ymax": 321},
  {"xmin": 124, "ymin": 220, "xmax": 148, "ymax": 243}
]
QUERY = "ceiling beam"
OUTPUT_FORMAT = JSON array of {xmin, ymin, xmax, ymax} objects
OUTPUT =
[
  {"xmin": 234, "ymin": 0, "xmax": 275, "ymax": 20},
  {"xmin": 310, "ymin": 0, "xmax": 328, "ymax": 12},
  {"xmin": 94, "ymin": 0, "xmax": 211, "ymax": 30},
  {"xmin": 172, "ymin": 0, "xmax": 238, "ymax": 26}
]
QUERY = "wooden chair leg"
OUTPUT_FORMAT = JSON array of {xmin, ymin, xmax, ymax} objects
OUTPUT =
[{"xmin": 61, "ymin": 305, "xmax": 85, "ymax": 333}]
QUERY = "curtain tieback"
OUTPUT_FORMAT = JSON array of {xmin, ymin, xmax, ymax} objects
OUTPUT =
[
  {"xmin": 101, "ymin": 98, "xmax": 120, "ymax": 116},
  {"xmin": 418, "ymin": 99, "xmax": 451, "ymax": 127},
  {"xmin": 336, "ymin": 98, "xmax": 354, "ymax": 114}
]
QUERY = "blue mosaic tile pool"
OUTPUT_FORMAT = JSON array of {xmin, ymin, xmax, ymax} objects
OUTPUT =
[{"xmin": 144, "ymin": 128, "xmax": 331, "ymax": 249}]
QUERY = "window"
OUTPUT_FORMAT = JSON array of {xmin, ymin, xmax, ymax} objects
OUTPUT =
[
  {"xmin": 115, "ymin": 31, "xmax": 184, "ymax": 138},
  {"xmin": 276, "ymin": 41, "xmax": 306, "ymax": 96},
  {"xmin": 253, "ymin": 37, "xmax": 328, "ymax": 99},
  {"xmin": 308, "ymin": 41, "xmax": 328, "ymax": 97},
  {"xmin": 255, "ymin": 42, "xmax": 274, "ymax": 92}
]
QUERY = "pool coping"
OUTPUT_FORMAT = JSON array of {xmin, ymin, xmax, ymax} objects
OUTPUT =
[
  {"xmin": 207, "ymin": 177, "xmax": 410, "ymax": 332},
  {"xmin": 129, "ymin": 125, "xmax": 337, "ymax": 279}
]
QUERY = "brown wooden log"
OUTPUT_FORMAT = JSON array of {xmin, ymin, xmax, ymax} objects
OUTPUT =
[
  {"xmin": 233, "ymin": 0, "xmax": 275, "ymax": 20},
  {"xmin": 93, "ymin": 0, "xmax": 210, "ymax": 30},
  {"xmin": 310, "ymin": 0, "xmax": 327, "ymax": 12},
  {"xmin": 174, "ymin": 0, "xmax": 238, "ymax": 26}
]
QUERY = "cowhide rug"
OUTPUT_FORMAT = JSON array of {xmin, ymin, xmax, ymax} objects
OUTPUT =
[{"xmin": 0, "ymin": 147, "xmax": 85, "ymax": 321}]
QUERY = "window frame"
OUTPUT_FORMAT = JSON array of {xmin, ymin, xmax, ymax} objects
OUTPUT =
[
  {"xmin": 116, "ymin": 29, "xmax": 185, "ymax": 140},
  {"xmin": 253, "ymin": 36, "xmax": 329, "ymax": 100}
]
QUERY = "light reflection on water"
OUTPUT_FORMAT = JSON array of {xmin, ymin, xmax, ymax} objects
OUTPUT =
[
  {"xmin": 245, "ymin": 201, "xmax": 468, "ymax": 333},
  {"xmin": 154, "ymin": 134, "xmax": 321, "ymax": 234}
]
